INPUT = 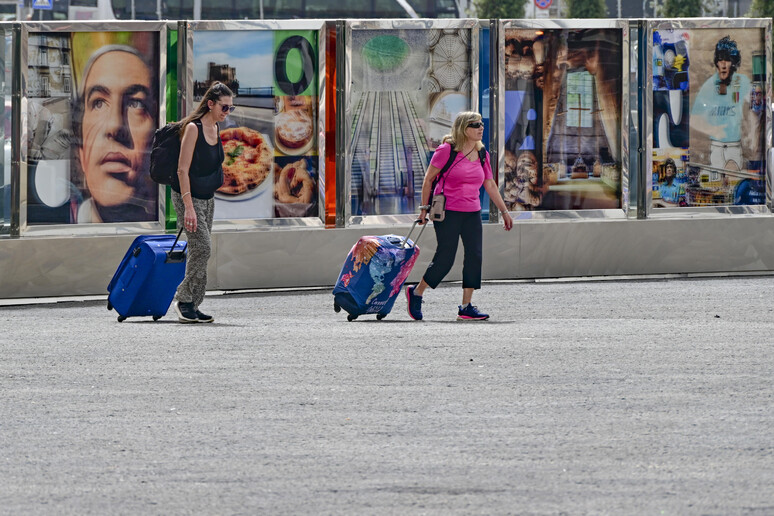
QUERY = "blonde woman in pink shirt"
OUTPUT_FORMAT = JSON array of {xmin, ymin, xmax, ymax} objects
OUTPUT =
[{"xmin": 406, "ymin": 111, "xmax": 513, "ymax": 321}]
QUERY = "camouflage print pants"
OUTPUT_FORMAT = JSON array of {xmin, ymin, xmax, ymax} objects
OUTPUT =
[{"xmin": 172, "ymin": 191, "xmax": 214, "ymax": 309}]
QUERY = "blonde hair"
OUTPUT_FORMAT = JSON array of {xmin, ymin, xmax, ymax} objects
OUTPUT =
[{"xmin": 442, "ymin": 111, "xmax": 484, "ymax": 152}]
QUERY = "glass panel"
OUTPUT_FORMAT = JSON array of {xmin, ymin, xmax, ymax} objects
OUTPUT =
[
  {"xmin": 652, "ymin": 27, "xmax": 766, "ymax": 208},
  {"xmin": 349, "ymin": 28, "xmax": 473, "ymax": 217},
  {"xmin": 305, "ymin": 0, "xmax": 385, "ymax": 17},
  {"xmin": 26, "ymin": 31, "xmax": 161, "ymax": 224},
  {"xmin": 191, "ymin": 29, "xmax": 320, "ymax": 219},
  {"xmin": 264, "ymin": 0, "xmax": 304, "ymax": 19},
  {"xmin": 112, "ymin": 0, "xmax": 160, "ymax": 19},
  {"xmin": 201, "ymin": 0, "xmax": 258, "ymax": 19},
  {"xmin": 479, "ymin": 25, "xmax": 490, "ymax": 221},
  {"xmin": 0, "ymin": 27, "xmax": 10, "ymax": 235},
  {"xmin": 107, "ymin": 0, "xmax": 460, "ymax": 19},
  {"xmin": 502, "ymin": 27, "xmax": 624, "ymax": 212},
  {"xmin": 162, "ymin": 0, "xmax": 194, "ymax": 20}
]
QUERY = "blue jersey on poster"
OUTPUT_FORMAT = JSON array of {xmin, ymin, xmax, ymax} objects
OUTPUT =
[{"xmin": 691, "ymin": 72, "xmax": 751, "ymax": 143}]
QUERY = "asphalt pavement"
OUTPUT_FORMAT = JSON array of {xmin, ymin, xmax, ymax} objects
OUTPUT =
[{"xmin": 1, "ymin": 276, "xmax": 774, "ymax": 515}]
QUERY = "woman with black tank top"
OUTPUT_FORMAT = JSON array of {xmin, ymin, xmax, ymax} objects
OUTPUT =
[{"xmin": 171, "ymin": 82, "xmax": 234, "ymax": 323}]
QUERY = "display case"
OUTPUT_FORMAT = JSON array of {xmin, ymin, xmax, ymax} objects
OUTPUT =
[
  {"xmin": 497, "ymin": 19, "xmax": 630, "ymax": 219},
  {"xmin": 645, "ymin": 18, "xmax": 772, "ymax": 217},
  {"xmin": 0, "ymin": 23, "xmax": 12, "ymax": 236},
  {"xmin": 181, "ymin": 20, "xmax": 327, "ymax": 230},
  {"xmin": 342, "ymin": 18, "xmax": 480, "ymax": 225},
  {"xmin": 19, "ymin": 21, "xmax": 168, "ymax": 236}
]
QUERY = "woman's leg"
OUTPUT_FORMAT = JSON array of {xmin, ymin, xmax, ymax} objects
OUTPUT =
[
  {"xmin": 192, "ymin": 198, "xmax": 215, "ymax": 309},
  {"xmin": 421, "ymin": 211, "xmax": 464, "ymax": 291},
  {"xmin": 414, "ymin": 278, "xmax": 431, "ymax": 296},
  {"xmin": 459, "ymin": 211, "xmax": 483, "ymax": 303},
  {"xmin": 172, "ymin": 192, "xmax": 212, "ymax": 307},
  {"xmin": 462, "ymin": 287, "xmax": 474, "ymax": 305}
]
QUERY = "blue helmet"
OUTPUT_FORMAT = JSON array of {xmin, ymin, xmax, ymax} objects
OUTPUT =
[{"xmin": 714, "ymin": 36, "xmax": 741, "ymax": 71}]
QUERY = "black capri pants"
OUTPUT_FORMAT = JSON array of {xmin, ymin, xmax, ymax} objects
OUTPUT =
[{"xmin": 422, "ymin": 210, "xmax": 483, "ymax": 290}]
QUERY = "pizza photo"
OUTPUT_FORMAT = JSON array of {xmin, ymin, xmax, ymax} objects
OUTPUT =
[{"xmin": 217, "ymin": 127, "xmax": 274, "ymax": 198}]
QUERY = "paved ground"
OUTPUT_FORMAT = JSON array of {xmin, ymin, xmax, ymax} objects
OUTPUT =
[{"xmin": 1, "ymin": 276, "xmax": 774, "ymax": 515}]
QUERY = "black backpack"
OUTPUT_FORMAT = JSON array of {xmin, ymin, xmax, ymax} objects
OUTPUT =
[{"xmin": 149, "ymin": 123, "xmax": 181, "ymax": 185}]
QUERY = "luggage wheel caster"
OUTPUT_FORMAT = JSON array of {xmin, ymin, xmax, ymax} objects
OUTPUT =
[
  {"xmin": 347, "ymin": 314, "xmax": 357, "ymax": 322},
  {"xmin": 107, "ymin": 301, "xmax": 113, "ymax": 311},
  {"xmin": 334, "ymin": 301, "xmax": 341, "ymax": 313},
  {"xmin": 153, "ymin": 315, "xmax": 161, "ymax": 321},
  {"xmin": 376, "ymin": 313, "xmax": 386, "ymax": 321},
  {"xmin": 117, "ymin": 316, "xmax": 127, "ymax": 322}
]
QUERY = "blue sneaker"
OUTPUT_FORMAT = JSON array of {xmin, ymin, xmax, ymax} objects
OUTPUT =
[
  {"xmin": 174, "ymin": 301, "xmax": 199, "ymax": 323},
  {"xmin": 406, "ymin": 285, "xmax": 423, "ymax": 321},
  {"xmin": 195, "ymin": 309, "xmax": 214, "ymax": 323},
  {"xmin": 457, "ymin": 304, "xmax": 489, "ymax": 321}
]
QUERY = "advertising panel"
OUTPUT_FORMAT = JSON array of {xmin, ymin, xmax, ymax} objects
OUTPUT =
[
  {"xmin": 190, "ymin": 29, "xmax": 319, "ymax": 220},
  {"xmin": 26, "ymin": 30, "xmax": 161, "ymax": 225},
  {"xmin": 348, "ymin": 25, "xmax": 474, "ymax": 217},
  {"xmin": 651, "ymin": 26, "xmax": 766, "ymax": 209},
  {"xmin": 500, "ymin": 26, "xmax": 624, "ymax": 212}
]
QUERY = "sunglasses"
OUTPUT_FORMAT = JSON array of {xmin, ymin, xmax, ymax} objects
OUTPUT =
[
  {"xmin": 217, "ymin": 102, "xmax": 236, "ymax": 114},
  {"xmin": 467, "ymin": 121, "xmax": 484, "ymax": 128}
]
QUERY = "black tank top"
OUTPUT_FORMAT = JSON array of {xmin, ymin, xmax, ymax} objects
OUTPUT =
[{"xmin": 173, "ymin": 119, "xmax": 224, "ymax": 199}]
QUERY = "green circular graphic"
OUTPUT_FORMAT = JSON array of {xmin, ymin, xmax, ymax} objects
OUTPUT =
[{"xmin": 362, "ymin": 35, "xmax": 410, "ymax": 72}]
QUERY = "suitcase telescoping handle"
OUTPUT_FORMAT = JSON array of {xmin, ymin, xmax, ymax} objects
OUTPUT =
[
  {"xmin": 165, "ymin": 227, "xmax": 187, "ymax": 263},
  {"xmin": 402, "ymin": 219, "xmax": 427, "ymax": 249}
]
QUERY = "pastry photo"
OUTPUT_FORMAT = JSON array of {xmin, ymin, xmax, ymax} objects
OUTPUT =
[
  {"xmin": 274, "ymin": 96, "xmax": 315, "ymax": 156},
  {"xmin": 273, "ymin": 156, "xmax": 318, "ymax": 217}
]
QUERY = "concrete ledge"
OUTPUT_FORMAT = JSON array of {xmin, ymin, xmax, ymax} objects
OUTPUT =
[{"xmin": 2, "ymin": 216, "xmax": 774, "ymax": 299}]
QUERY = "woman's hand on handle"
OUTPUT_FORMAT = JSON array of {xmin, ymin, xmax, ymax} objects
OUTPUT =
[{"xmin": 417, "ymin": 207, "xmax": 430, "ymax": 225}]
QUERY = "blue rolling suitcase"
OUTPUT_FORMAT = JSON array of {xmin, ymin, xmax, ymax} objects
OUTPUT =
[
  {"xmin": 333, "ymin": 221, "xmax": 426, "ymax": 321},
  {"xmin": 107, "ymin": 229, "xmax": 187, "ymax": 322}
]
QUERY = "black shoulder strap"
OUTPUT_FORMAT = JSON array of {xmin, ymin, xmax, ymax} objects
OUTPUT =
[
  {"xmin": 478, "ymin": 147, "xmax": 486, "ymax": 168},
  {"xmin": 440, "ymin": 149, "xmax": 458, "ymax": 178},
  {"xmin": 431, "ymin": 149, "xmax": 458, "ymax": 194}
]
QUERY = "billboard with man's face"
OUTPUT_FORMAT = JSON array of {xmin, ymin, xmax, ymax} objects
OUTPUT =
[{"xmin": 26, "ymin": 31, "xmax": 160, "ymax": 225}]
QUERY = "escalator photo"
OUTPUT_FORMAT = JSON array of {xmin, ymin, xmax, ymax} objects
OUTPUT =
[
  {"xmin": 348, "ymin": 27, "xmax": 473, "ymax": 218},
  {"xmin": 350, "ymin": 91, "xmax": 428, "ymax": 215}
]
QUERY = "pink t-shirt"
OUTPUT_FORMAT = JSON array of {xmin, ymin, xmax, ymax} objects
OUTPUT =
[{"xmin": 430, "ymin": 142, "xmax": 493, "ymax": 212}]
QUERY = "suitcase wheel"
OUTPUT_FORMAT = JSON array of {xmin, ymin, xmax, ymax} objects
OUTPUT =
[
  {"xmin": 376, "ymin": 313, "xmax": 386, "ymax": 321},
  {"xmin": 347, "ymin": 314, "xmax": 357, "ymax": 322},
  {"xmin": 333, "ymin": 301, "xmax": 341, "ymax": 313},
  {"xmin": 153, "ymin": 315, "xmax": 162, "ymax": 321},
  {"xmin": 117, "ymin": 315, "xmax": 127, "ymax": 323},
  {"xmin": 107, "ymin": 301, "xmax": 113, "ymax": 311}
]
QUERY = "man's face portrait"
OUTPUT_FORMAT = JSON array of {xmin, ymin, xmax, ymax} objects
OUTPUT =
[
  {"xmin": 78, "ymin": 50, "xmax": 154, "ymax": 208},
  {"xmin": 665, "ymin": 164, "xmax": 676, "ymax": 179},
  {"xmin": 716, "ymin": 59, "xmax": 733, "ymax": 82}
]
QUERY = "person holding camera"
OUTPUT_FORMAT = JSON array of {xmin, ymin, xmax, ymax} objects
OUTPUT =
[{"xmin": 406, "ymin": 111, "xmax": 513, "ymax": 321}]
